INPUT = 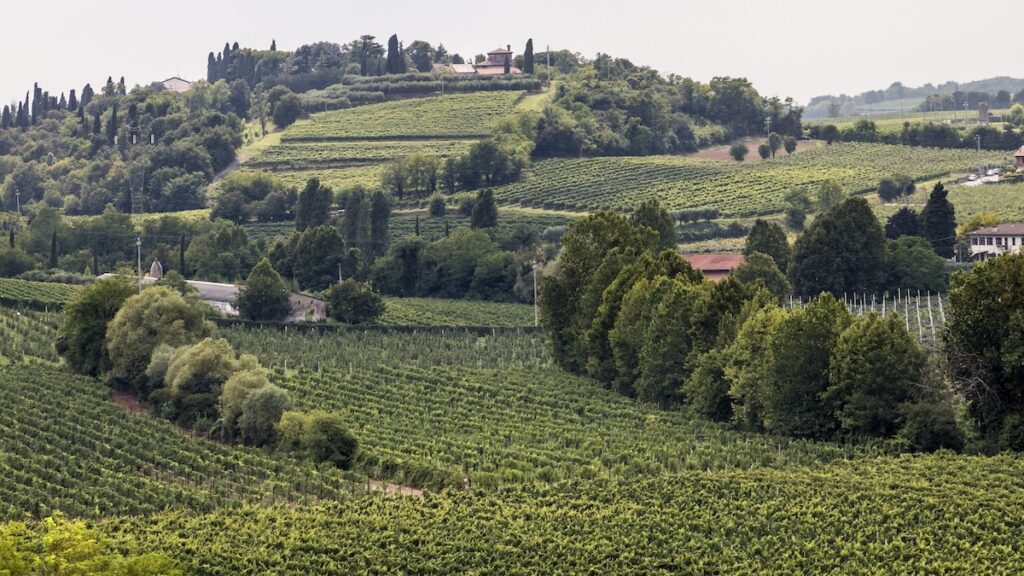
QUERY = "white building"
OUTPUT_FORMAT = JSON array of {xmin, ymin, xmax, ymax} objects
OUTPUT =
[
  {"xmin": 160, "ymin": 77, "xmax": 193, "ymax": 93},
  {"xmin": 966, "ymin": 223, "xmax": 1024, "ymax": 260}
]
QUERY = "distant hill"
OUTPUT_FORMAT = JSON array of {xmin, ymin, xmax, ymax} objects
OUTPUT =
[{"xmin": 805, "ymin": 76, "xmax": 1024, "ymax": 119}]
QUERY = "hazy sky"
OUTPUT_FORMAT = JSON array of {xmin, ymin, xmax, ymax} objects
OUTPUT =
[{"xmin": 2, "ymin": 0, "xmax": 1017, "ymax": 107}]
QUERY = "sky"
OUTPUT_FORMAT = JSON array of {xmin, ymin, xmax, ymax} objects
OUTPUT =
[{"xmin": 1, "ymin": 0, "xmax": 1018, "ymax": 107}]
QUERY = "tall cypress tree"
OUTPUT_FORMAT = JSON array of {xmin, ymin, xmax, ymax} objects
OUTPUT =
[
  {"xmin": 117, "ymin": 77, "xmax": 126, "ymax": 96},
  {"xmin": 207, "ymin": 52, "xmax": 217, "ymax": 82},
  {"xmin": 106, "ymin": 104, "xmax": 118, "ymax": 145},
  {"xmin": 58, "ymin": 93, "xmax": 67, "ymax": 110},
  {"xmin": 385, "ymin": 34, "xmax": 402, "ymax": 75},
  {"xmin": 80, "ymin": 84, "xmax": 94, "ymax": 108},
  {"xmin": 504, "ymin": 53, "xmax": 511, "ymax": 75},
  {"xmin": 92, "ymin": 111, "xmax": 101, "ymax": 135},
  {"xmin": 270, "ymin": 39, "xmax": 277, "ymax": 51},
  {"xmin": 524, "ymin": 39, "xmax": 535, "ymax": 74},
  {"xmin": 67, "ymin": 89, "xmax": 78, "ymax": 111},
  {"xmin": 1, "ymin": 106, "xmax": 10, "ymax": 129},
  {"xmin": 920, "ymin": 183, "xmax": 956, "ymax": 258}
]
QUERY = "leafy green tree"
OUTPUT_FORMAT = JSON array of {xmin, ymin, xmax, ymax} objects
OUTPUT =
[
  {"xmin": 185, "ymin": 220, "xmax": 258, "ymax": 280},
  {"xmin": 946, "ymin": 252, "xmax": 1024, "ymax": 448},
  {"xmin": 220, "ymin": 369, "xmax": 271, "ymax": 441},
  {"xmin": 370, "ymin": 236, "xmax": 425, "ymax": 296},
  {"xmin": 728, "ymin": 143, "xmax": 748, "ymax": 161},
  {"xmin": 249, "ymin": 84, "xmax": 270, "ymax": 136},
  {"xmin": 877, "ymin": 177, "xmax": 903, "ymax": 202},
  {"xmin": 636, "ymin": 280, "xmax": 709, "ymax": 406},
  {"xmin": 762, "ymin": 294, "xmax": 851, "ymax": 438},
  {"xmin": 237, "ymin": 258, "xmax": 291, "ymax": 321},
  {"xmin": 733, "ymin": 252, "xmax": 791, "ymax": 298},
  {"xmin": 630, "ymin": 199, "xmax": 677, "ymax": 249},
  {"xmin": 783, "ymin": 136, "xmax": 797, "ymax": 154},
  {"xmin": 470, "ymin": 189, "xmax": 498, "ymax": 229},
  {"xmin": 609, "ymin": 276, "xmax": 679, "ymax": 396},
  {"xmin": 884, "ymin": 237, "xmax": 948, "ymax": 292},
  {"xmin": 885, "ymin": 207, "xmax": 920, "ymax": 239},
  {"xmin": 0, "ymin": 247, "xmax": 34, "ymax": 277},
  {"xmin": 757, "ymin": 144, "xmax": 771, "ymax": 159},
  {"xmin": 897, "ymin": 394, "xmax": 965, "ymax": 452},
  {"xmin": 920, "ymin": 182, "xmax": 956, "ymax": 258},
  {"xmin": 523, "ymin": 39, "xmax": 535, "ymax": 74},
  {"xmin": 164, "ymin": 337, "xmax": 253, "ymax": 425},
  {"xmin": 767, "ymin": 132, "xmax": 782, "ymax": 158},
  {"xmin": 105, "ymin": 286, "xmax": 211, "ymax": 394},
  {"xmin": 369, "ymin": 190, "xmax": 392, "ymax": 258},
  {"xmin": 428, "ymin": 195, "xmax": 447, "ymax": 217},
  {"xmin": 239, "ymin": 384, "xmax": 292, "ymax": 447},
  {"xmin": 293, "ymin": 226, "xmax": 360, "ymax": 291},
  {"xmin": 295, "ymin": 178, "xmax": 332, "ymax": 231},
  {"xmin": 0, "ymin": 514, "xmax": 187, "ymax": 575},
  {"xmin": 57, "ymin": 276, "xmax": 137, "ymax": 376},
  {"xmin": 587, "ymin": 251, "xmax": 700, "ymax": 385},
  {"xmin": 789, "ymin": 198, "xmax": 886, "ymax": 296},
  {"xmin": 272, "ymin": 93, "xmax": 302, "ymax": 128},
  {"xmin": 301, "ymin": 411, "xmax": 359, "ymax": 468},
  {"xmin": 724, "ymin": 305, "xmax": 786, "ymax": 430},
  {"xmin": 816, "ymin": 180, "xmax": 847, "ymax": 212},
  {"xmin": 324, "ymin": 279, "xmax": 385, "ymax": 324},
  {"xmin": 540, "ymin": 212, "xmax": 656, "ymax": 372},
  {"xmin": 406, "ymin": 40, "xmax": 435, "ymax": 72},
  {"xmin": 821, "ymin": 124, "xmax": 840, "ymax": 144},
  {"xmin": 743, "ymin": 219, "xmax": 790, "ymax": 272},
  {"xmin": 824, "ymin": 314, "xmax": 924, "ymax": 438}
]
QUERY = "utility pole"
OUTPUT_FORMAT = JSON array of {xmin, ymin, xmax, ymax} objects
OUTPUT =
[
  {"xmin": 338, "ymin": 263, "xmax": 343, "ymax": 283},
  {"xmin": 14, "ymin": 188, "xmax": 20, "ymax": 218},
  {"xmin": 764, "ymin": 116, "xmax": 772, "ymax": 137}
]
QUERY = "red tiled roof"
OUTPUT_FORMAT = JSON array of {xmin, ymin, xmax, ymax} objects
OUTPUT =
[
  {"xmin": 682, "ymin": 253, "xmax": 745, "ymax": 272},
  {"xmin": 488, "ymin": 46, "xmax": 512, "ymax": 54}
]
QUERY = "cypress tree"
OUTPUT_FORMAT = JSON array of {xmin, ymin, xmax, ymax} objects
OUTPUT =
[
  {"xmin": 58, "ymin": 93, "xmax": 67, "ymax": 110},
  {"xmin": 524, "ymin": 39, "xmax": 535, "ymax": 74},
  {"xmin": 414, "ymin": 215, "xmax": 420, "ymax": 236},
  {"xmin": 470, "ymin": 189, "xmax": 498, "ymax": 229},
  {"xmin": 117, "ymin": 77, "xmax": 126, "ymax": 96},
  {"xmin": 179, "ymin": 235, "xmax": 187, "ymax": 276},
  {"xmin": 270, "ymin": 39, "xmax": 277, "ymax": 51},
  {"xmin": 504, "ymin": 53, "xmax": 511, "ymax": 75},
  {"xmin": 80, "ymin": 84, "xmax": 94, "ymax": 108},
  {"xmin": 920, "ymin": 183, "xmax": 956, "ymax": 258},
  {"xmin": 106, "ymin": 104, "xmax": 118, "ymax": 145},
  {"xmin": 23, "ymin": 92, "xmax": 30, "ymax": 126},
  {"xmin": 369, "ymin": 190, "xmax": 391, "ymax": 258},
  {"xmin": 1, "ymin": 106, "xmax": 10, "ymax": 129},
  {"xmin": 68, "ymin": 89, "xmax": 78, "ymax": 111},
  {"xmin": 385, "ymin": 34, "xmax": 401, "ymax": 75},
  {"xmin": 207, "ymin": 52, "xmax": 217, "ymax": 82},
  {"xmin": 8, "ymin": 229, "xmax": 14, "ymax": 248},
  {"xmin": 444, "ymin": 219, "xmax": 450, "ymax": 238},
  {"xmin": 92, "ymin": 111, "xmax": 101, "ymax": 135},
  {"xmin": 49, "ymin": 230, "xmax": 58, "ymax": 269}
]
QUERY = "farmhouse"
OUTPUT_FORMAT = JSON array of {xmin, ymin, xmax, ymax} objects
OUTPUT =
[
  {"xmin": 966, "ymin": 223, "xmax": 1024, "ymax": 260},
  {"xmin": 681, "ymin": 253, "xmax": 745, "ymax": 282},
  {"xmin": 1015, "ymin": 145, "xmax": 1024, "ymax": 171},
  {"xmin": 160, "ymin": 77, "xmax": 193, "ymax": 93},
  {"xmin": 431, "ymin": 45, "xmax": 523, "ymax": 76}
]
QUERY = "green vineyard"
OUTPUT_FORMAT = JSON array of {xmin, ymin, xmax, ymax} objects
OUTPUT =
[
  {"xmin": 492, "ymin": 143, "xmax": 1006, "ymax": 216},
  {"xmin": 281, "ymin": 91, "xmax": 524, "ymax": 141},
  {"xmin": 0, "ymin": 363, "xmax": 357, "ymax": 521},
  {"xmin": 0, "ymin": 278, "xmax": 81, "ymax": 308},
  {"xmin": 248, "ymin": 139, "xmax": 475, "ymax": 169},
  {"xmin": 380, "ymin": 297, "xmax": 536, "ymax": 328},
  {"xmin": 0, "ymin": 307, "xmax": 61, "ymax": 362},
  {"xmin": 101, "ymin": 453, "xmax": 1024, "ymax": 574}
]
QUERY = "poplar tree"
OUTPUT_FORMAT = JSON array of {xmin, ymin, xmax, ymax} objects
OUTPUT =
[
  {"xmin": 385, "ymin": 34, "xmax": 402, "ymax": 74},
  {"xmin": 523, "ymin": 39, "xmax": 535, "ymax": 74}
]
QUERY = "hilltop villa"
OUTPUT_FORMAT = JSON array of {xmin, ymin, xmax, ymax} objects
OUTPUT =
[{"xmin": 432, "ymin": 45, "xmax": 522, "ymax": 76}]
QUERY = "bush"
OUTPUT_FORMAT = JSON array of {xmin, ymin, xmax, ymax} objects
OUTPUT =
[
  {"xmin": 238, "ymin": 384, "xmax": 292, "ymax": 447},
  {"xmin": 728, "ymin": 143, "xmax": 748, "ymax": 161},
  {"xmin": 428, "ymin": 195, "xmax": 447, "ymax": 217},
  {"xmin": 898, "ymin": 399, "xmax": 965, "ymax": 452},
  {"xmin": 303, "ymin": 411, "xmax": 359, "ymax": 468},
  {"xmin": 272, "ymin": 93, "xmax": 303, "ymax": 128},
  {"xmin": 324, "ymin": 279, "xmax": 385, "ymax": 324}
]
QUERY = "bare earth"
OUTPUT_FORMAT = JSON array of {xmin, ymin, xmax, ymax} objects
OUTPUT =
[{"xmin": 688, "ymin": 137, "xmax": 822, "ymax": 162}]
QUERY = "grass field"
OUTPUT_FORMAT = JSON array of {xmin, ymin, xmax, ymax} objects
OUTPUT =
[
  {"xmin": 491, "ymin": 142, "xmax": 1007, "ymax": 216},
  {"xmin": 874, "ymin": 182, "xmax": 1024, "ymax": 225},
  {"xmin": 247, "ymin": 139, "xmax": 475, "ymax": 169}
]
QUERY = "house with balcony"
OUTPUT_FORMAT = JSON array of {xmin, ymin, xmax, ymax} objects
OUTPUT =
[{"xmin": 966, "ymin": 223, "xmax": 1024, "ymax": 260}]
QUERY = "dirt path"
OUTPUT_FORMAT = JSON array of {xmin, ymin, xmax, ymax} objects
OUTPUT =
[{"xmin": 212, "ymin": 150, "xmax": 252, "ymax": 184}]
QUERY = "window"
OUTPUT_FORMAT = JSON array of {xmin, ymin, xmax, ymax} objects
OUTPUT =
[
  {"xmin": 987, "ymin": 237, "xmax": 994, "ymax": 246},
  {"xmin": 971, "ymin": 237, "xmax": 978, "ymax": 246},
  {"xmin": 997, "ymin": 237, "xmax": 1004, "ymax": 246}
]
